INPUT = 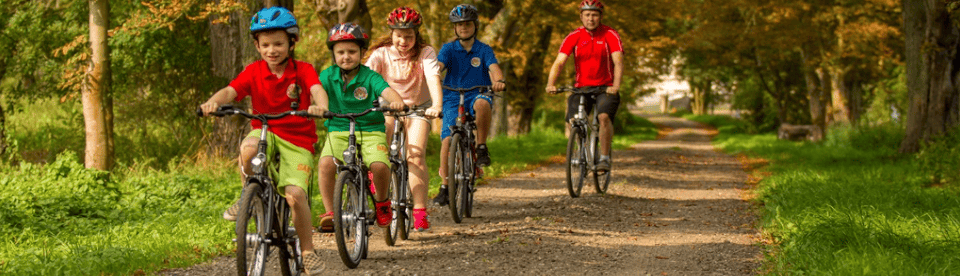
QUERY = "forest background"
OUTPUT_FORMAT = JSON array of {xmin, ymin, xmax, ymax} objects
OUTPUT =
[{"xmin": 3, "ymin": 0, "xmax": 960, "ymax": 275}]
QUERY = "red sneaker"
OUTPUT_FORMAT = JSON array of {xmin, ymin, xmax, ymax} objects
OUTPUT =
[
  {"xmin": 374, "ymin": 200, "xmax": 392, "ymax": 228},
  {"xmin": 413, "ymin": 208, "xmax": 429, "ymax": 231}
]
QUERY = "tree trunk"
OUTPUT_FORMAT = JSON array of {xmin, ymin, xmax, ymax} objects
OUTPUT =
[
  {"xmin": 801, "ymin": 48, "xmax": 827, "ymax": 140},
  {"xmin": 829, "ymin": 67, "xmax": 851, "ymax": 124},
  {"xmin": 691, "ymin": 80, "xmax": 711, "ymax": 115},
  {"xmin": 312, "ymin": 0, "xmax": 371, "ymax": 33},
  {"xmin": 509, "ymin": 25, "xmax": 552, "ymax": 135},
  {"xmin": 83, "ymin": 0, "xmax": 112, "ymax": 170},
  {"xmin": 899, "ymin": 0, "xmax": 960, "ymax": 153},
  {"xmin": 481, "ymin": 1, "xmax": 517, "ymax": 138}
]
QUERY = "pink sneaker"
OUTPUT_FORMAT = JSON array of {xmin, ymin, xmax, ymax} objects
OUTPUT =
[
  {"xmin": 414, "ymin": 208, "xmax": 429, "ymax": 231},
  {"xmin": 368, "ymin": 171, "xmax": 376, "ymax": 195},
  {"xmin": 374, "ymin": 200, "xmax": 392, "ymax": 228}
]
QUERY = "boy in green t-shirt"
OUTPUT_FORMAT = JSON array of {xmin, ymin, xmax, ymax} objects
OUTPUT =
[{"xmin": 315, "ymin": 23, "xmax": 406, "ymax": 232}]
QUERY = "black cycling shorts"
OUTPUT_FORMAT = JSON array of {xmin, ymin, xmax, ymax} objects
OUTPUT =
[{"xmin": 566, "ymin": 92, "xmax": 621, "ymax": 121}]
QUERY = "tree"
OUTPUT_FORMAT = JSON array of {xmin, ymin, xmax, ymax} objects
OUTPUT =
[
  {"xmin": 899, "ymin": 0, "xmax": 960, "ymax": 153},
  {"xmin": 83, "ymin": 0, "xmax": 112, "ymax": 170}
]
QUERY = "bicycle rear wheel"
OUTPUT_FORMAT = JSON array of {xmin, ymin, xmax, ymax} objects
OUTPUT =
[
  {"xmin": 333, "ymin": 171, "xmax": 364, "ymax": 268},
  {"xmin": 447, "ymin": 133, "xmax": 466, "ymax": 223},
  {"xmin": 236, "ymin": 183, "xmax": 267, "ymax": 276},
  {"xmin": 275, "ymin": 205, "xmax": 299, "ymax": 276},
  {"xmin": 591, "ymin": 133, "xmax": 611, "ymax": 194},
  {"xmin": 566, "ymin": 128, "xmax": 586, "ymax": 198},
  {"xmin": 385, "ymin": 164, "xmax": 403, "ymax": 246}
]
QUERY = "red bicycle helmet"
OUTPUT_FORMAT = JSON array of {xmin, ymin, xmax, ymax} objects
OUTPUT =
[
  {"xmin": 387, "ymin": 7, "xmax": 422, "ymax": 29},
  {"xmin": 579, "ymin": 0, "xmax": 604, "ymax": 12},
  {"xmin": 326, "ymin": 23, "xmax": 370, "ymax": 50}
]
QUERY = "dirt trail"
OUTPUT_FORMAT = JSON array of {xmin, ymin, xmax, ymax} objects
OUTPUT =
[{"xmin": 163, "ymin": 114, "xmax": 761, "ymax": 276}]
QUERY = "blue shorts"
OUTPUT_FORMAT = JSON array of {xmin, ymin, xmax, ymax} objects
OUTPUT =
[{"xmin": 441, "ymin": 93, "xmax": 494, "ymax": 139}]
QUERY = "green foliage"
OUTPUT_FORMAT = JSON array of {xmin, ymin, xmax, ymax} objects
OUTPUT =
[
  {"xmin": 916, "ymin": 126, "xmax": 960, "ymax": 185},
  {"xmin": 0, "ymin": 153, "xmax": 237, "ymax": 275},
  {"xmin": 682, "ymin": 113, "xmax": 748, "ymax": 136},
  {"xmin": 823, "ymin": 122, "xmax": 905, "ymax": 156},
  {"xmin": 714, "ymin": 131, "xmax": 960, "ymax": 275},
  {"xmin": 862, "ymin": 66, "xmax": 908, "ymax": 125}
]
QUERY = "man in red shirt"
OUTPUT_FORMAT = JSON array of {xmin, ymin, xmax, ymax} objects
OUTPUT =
[{"xmin": 546, "ymin": 0, "xmax": 623, "ymax": 171}]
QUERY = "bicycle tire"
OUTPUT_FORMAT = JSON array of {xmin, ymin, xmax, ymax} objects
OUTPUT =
[
  {"xmin": 592, "ymin": 134, "xmax": 611, "ymax": 194},
  {"xmin": 333, "ymin": 171, "xmax": 364, "ymax": 268},
  {"xmin": 276, "ymin": 204, "xmax": 300, "ymax": 276},
  {"xmin": 447, "ymin": 133, "xmax": 465, "ymax": 223},
  {"xmin": 236, "ymin": 183, "xmax": 267, "ymax": 276},
  {"xmin": 566, "ymin": 128, "xmax": 586, "ymax": 198},
  {"xmin": 385, "ymin": 165, "xmax": 402, "ymax": 246}
]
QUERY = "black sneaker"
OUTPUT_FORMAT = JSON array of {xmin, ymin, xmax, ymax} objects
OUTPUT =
[
  {"xmin": 432, "ymin": 187, "xmax": 449, "ymax": 206},
  {"xmin": 476, "ymin": 144, "xmax": 491, "ymax": 167}
]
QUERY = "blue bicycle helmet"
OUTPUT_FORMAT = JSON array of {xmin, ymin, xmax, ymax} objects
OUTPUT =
[
  {"xmin": 448, "ymin": 4, "xmax": 479, "ymax": 23},
  {"xmin": 250, "ymin": 6, "xmax": 299, "ymax": 40}
]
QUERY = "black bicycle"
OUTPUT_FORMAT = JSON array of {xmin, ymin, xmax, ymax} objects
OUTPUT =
[
  {"xmin": 298, "ymin": 106, "xmax": 402, "ymax": 268},
  {"xmin": 442, "ymin": 85, "xmax": 497, "ymax": 223},
  {"xmin": 556, "ymin": 86, "xmax": 611, "ymax": 197},
  {"xmin": 198, "ymin": 105, "xmax": 305, "ymax": 276}
]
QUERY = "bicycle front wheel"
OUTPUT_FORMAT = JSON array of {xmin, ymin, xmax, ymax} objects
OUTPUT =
[
  {"xmin": 447, "ymin": 133, "xmax": 466, "ymax": 223},
  {"xmin": 566, "ymin": 128, "xmax": 586, "ymax": 198},
  {"xmin": 385, "ymin": 164, "xmax": 403, "ymax": 246},
  {"xmin": 236, "ymin": 184, "xmax": 267, "ymax": 276},
  {"xmin": 333, "ymin": 171, "xmax": 364, "ymax": 268},
  {"xmin": 592, "ymin": 133, "xmax": 611, "ymax": 194}
]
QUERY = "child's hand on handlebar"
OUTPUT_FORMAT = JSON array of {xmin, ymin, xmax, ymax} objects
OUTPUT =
[
  {"xmin": 199, "ymin": 101, "xmax": 219, "ymax": 116},
  {"xmin": 605, "ymin": 86, "xmax": 619, "ymax": 95},
  {"xmin": 492, "ymin": 81, "xmax": 506, "ymax": 92},
  {"xmin": 388, "ymin": 102, "xmax": 407, "ymax": 112},
  {"xmin": 307, "ymin": 105, "xmax": 327, "ymax": 116},
  {"xmin": 426, "ymin": 105, "xmax": 442, "ymax": 118},
  {"xmin": 545, "ymin": 85, "xmax": 557, "ymax": 94}
]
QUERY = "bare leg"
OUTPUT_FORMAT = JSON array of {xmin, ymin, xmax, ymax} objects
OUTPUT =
[
  {"xmin": 405, "ymin": 118, "xmax": 432, "ymax": 209},
  {"xmin": 439, "ymin": 137, "xmax": 451, "ymax": 186},
  {"xmin": 371, "ymin": 162, "xmax": 390, "ymax": 202},
  {"xmin": 473, "ymin": 99, "xmax": 492, "ymax": 144},
  {"xmin": 598, "ymin": 113, "xmax": 614, "ymax": 155},
  {"xmin": 284, "ymin": 186, "xmax": 315, "ymax": 255},
  {"xmin": 318, "ymin": 156, "xmax": 337, "ymax": 214}
]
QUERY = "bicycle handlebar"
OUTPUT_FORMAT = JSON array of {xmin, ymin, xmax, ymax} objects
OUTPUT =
[
  {"xmin": 196, "ymin": 105, "xmax": 299, "ymax": 120},
  {"xmin": 442, "ymin": 85, "xmax": 504, "ymax": 94},
  {"xmin": 293, "ymin": 106, "xmax": 409, "ymax": 120},
  {"xmin": 553, "ymin": 86, "xmax": 608, "ymax": 95},
  {"xmin": 386, "ymin": 108, "xmax": 442, "ymax": 119}
]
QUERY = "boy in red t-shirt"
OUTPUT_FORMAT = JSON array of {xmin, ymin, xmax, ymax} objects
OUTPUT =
[
  {"xmin": 199, "ymin": 7, "xmax": 327, "ymax": 275},
  {"xmin": 546, "ymin": 0, "xmax": 623, "ymax": 171}
]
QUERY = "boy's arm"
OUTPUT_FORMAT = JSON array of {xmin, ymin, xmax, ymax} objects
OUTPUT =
[
  {"xmin": 607, "ymin": 52, "xmax": 623, "ymax": 94},
  {"xmin": 545, "ymin": 53, "xmax": 569, "ymax": 94},
  {"xmin": 489, "ymin": 63, "xmax": 506, "ymax": 92},
  {"xmin": 200, "ymin": 86, "xmax": 238, "ymax": 115},
  {"xmin": 308, "ymin": 84, "xmax": 329, "ymax": 116},
  {"xmin": 380, "ymin": 88, "xmax": 407, "ymax": 111}
]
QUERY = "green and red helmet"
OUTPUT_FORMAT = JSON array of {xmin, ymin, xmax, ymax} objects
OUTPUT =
[{"xmin": 326, "ymin": 23, "xmax": 370, "ymax": 49}]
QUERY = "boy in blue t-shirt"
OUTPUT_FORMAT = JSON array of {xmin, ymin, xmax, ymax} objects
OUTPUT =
[{"xmin": 432, "ymin": 4, "xmax": 506, "ymax": 206}]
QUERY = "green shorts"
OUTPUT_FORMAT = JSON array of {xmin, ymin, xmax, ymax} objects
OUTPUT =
[
  {"xmin": 320, "ymin": 131, "xmax": 390, "ymax": 169},
  {"xmin": 247, "ymin": 129, "xmax": 314, "ymax": 197}
]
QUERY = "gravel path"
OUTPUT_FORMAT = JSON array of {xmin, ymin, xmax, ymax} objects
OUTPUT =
[{"xmin": 162, "ymin": 114, "xmax": 761, "ymax": 276}]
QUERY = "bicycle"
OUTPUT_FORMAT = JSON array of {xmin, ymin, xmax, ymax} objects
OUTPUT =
[
  {"xmin": 298, "ymin": 106, "xmax": 402, "ymax": 268},
  {"xmin": 555, "ymin": 86, "xmax": 611, "ymax": 198},
  {"xmin": 382, "ymin": 108, "xmax": 438, "ymax": 245},
  {"xmin": 442, "ymin": 85, "xmax": 497, "ymax": 223},
  {"xmin": 197, "ymin": 105, "xmax": 306, "ymax": 276}
]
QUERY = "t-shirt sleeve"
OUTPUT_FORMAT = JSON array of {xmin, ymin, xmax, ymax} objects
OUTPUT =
[
  {"xmin": 298, "ymin": 62, "xmax": 322, "ymax": 89},
  {"xmin": 421, "ymin": 47, "xmax": 441, "ymax": 77},
  {"xmin": 607, "ymin": 29, "xmax": 623, "ymax": 53},
  {"xmin": 365, "ymin": 48, "xmax": 385, "ymax": 73},
  {"xmin": 368, "ymin": 72, "xmax": 391, "ymax": 99},
  {"xmin": 483, "ymin": 45, "xmax": 498, "ymax": 68},
  {"xmin": 229, "ymin": 63, "xmax": 255, "ymax": 101},
  {"xmin": 558, "ymin": 31, "xmax": 578, "ymax": 55},
  {"xmin": 437, "ymin": 43, "xmax": 451, "ymax": 67}
]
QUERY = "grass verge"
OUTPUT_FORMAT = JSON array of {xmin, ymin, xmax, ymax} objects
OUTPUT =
[{"xmin": 688, "ymin": 114, "xmax": 960, "ymax": 275}]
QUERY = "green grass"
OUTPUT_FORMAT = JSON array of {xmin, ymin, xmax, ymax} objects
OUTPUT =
[
  {"xmin": 692, "ymin": 115, "xmax": 960, "ymax": 275},
  {"xmin": 0, "ymin": 103, "xmax": 658, "ymax": 275}
]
